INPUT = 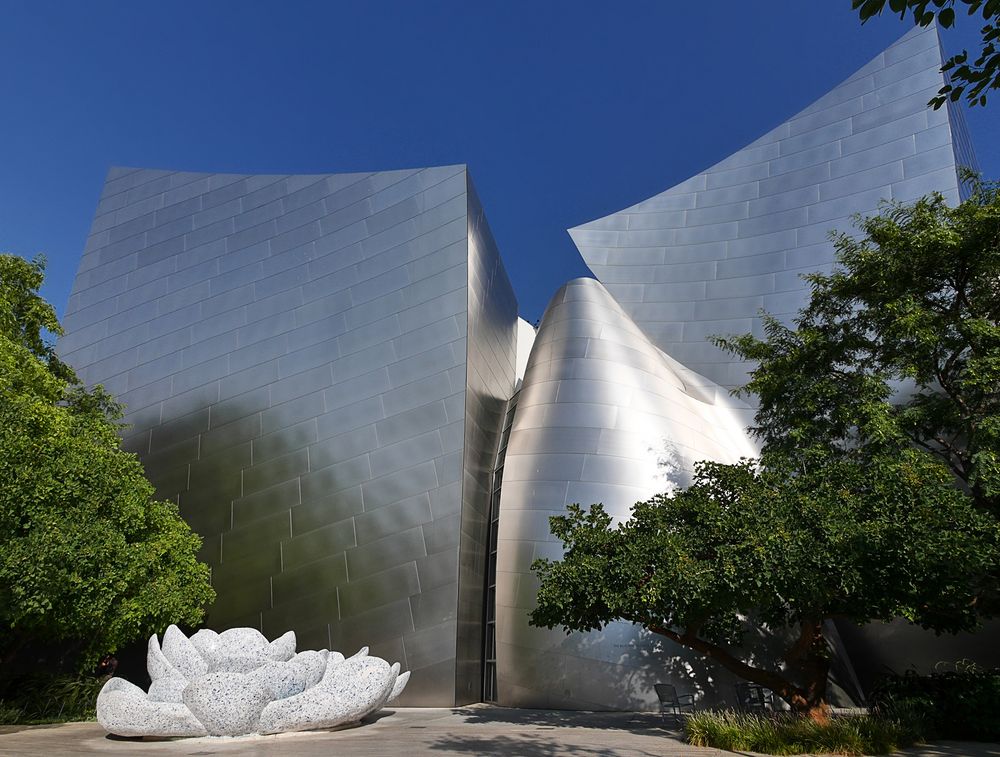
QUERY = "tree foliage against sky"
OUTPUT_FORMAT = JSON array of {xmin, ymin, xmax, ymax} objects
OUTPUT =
[
  {"xmin": 853, "ymin": 0, "xmax": 1000, "ymax": 107},
  {"xmin": 531, "ymin": 455, "xmax": 997, "ymax": 713},
  {"xmin": 718, "ymin": 179, "xmax": 1000, "ymax": 517},
  {"xmin": 531, "ymin": 183, "xmax": 1000, "ymax": 713},
  {"xmin": 0, "ymin": 255, "xmax": 214, "ymax": 679}
]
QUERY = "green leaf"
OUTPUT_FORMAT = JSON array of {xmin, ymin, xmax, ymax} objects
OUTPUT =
[{"xmin": 0, "ymin": 254, "xmax": 215, "ymax": 672}]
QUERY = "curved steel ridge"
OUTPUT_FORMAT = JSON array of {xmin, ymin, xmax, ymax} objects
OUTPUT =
[
  {"xmin": 495, "ymin": 278, "xmax": 756, "ymax": 709},
  {"xmin": 569, "ymin": 24, "xmax": 974, "ymax": 392}
]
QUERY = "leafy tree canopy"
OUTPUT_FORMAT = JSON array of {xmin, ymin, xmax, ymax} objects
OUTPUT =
[
  {"xmin": 532, "ymin": 183, "xmax": 1000, "ymax": 713},
  {"xmin": 0, "ymin": 255, "xmax": 73, "ymax": 383},
  {"xmin": 0, "ymin": 254, "xmax": 214, "ymax": 680},
  {"xmin": 717, "ymin": 179, "xmax": 1000, "ymax": 516},
  {"xmin": 853, "ymin": 0, "xmax": 1000, "ymax": 108},
  {"xmin": 531, "ymin": 454, "xmax": 997, "ymax": 713}
]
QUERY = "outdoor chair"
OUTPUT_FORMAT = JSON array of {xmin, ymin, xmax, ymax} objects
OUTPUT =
[
  {"xmin": 734, "ymin": 682, "xmax": 774, "ymax": 712},
  {"xmin": 654, "ymin": 683, "xmax": 695, "ymax": 718}
]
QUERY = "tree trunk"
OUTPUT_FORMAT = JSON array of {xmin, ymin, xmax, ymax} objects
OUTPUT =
[
  {"xmin": 785, "ymin": 666, "xmax": 831, "ymax": 721},
  {"xmin": 784, "ymin": 619, "xmax": 832, "ymax": 719},
  {"xmin": 648, "ymin": 621, "xmax": 832, "ymax": 717}
]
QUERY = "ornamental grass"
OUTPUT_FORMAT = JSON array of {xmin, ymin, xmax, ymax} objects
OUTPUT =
[{"xmin": 684, "ymin": 709, "xmax": 921, "ymax": 756}]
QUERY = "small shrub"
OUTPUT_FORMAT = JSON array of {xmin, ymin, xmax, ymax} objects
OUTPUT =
[
  {"xmin": 870, "ymin": 665, "xmax": 1000, "ymax": 741},
  {"xmin": 0, "ymin": 702, "xmax": 25, "ymax": 725},
  {"xmin": 0, "ymin": 673, "xmax": 106, "ymax": 724},
  {"xmin": 684, "ymin": 710, "xmax": 920, "ymax": 756}
]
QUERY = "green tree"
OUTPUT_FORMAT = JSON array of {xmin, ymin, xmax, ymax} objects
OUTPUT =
[
  {"xmin": 0, "ymin": 254, "xmax": 214, "ymax": 682},
  {"xmin": 853, "ymin": 0, "xmax": 1000, "ymax": 108},
  {"xmin": 530, "ymin": 454, "xmax": 998, "ymax": 714},
  {"xmin": 717, "ymin": 180, "xmax": 999, "ymax": 517},
  {"xmin": 532, "ymin": 184, "xmax": 1000, "ymax": 714}
]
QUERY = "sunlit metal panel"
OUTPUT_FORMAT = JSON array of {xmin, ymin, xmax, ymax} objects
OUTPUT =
[
  {"xmin": 495, "ymin": 278, "xmax": 757, "ymax": 709},
  {"xmin": 61, "ymin": 165, "xmax": 518, "ymax": 706},
  {"xmin": 570, "ymin": 24, "xmax": 974, "ymax": 392}
]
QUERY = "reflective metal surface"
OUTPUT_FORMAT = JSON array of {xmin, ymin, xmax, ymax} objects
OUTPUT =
[
  {"xmin": 59, "ymin": 24, "xmax": 984, "ymax": 714},
  {"xmin": 455, "ymin": 180, "xmax": 519, "ymax": 704},
  {"xmin": 483, "ymin": 390, "xmax": 519, "ymax": 703},
  {"xmin": 60, "ymin": 165, "xmax": 518, "ymax": 707},
  {"xmin": 570, "ymin": 25, "xmax": 974, "ymax": 391},
  {"xmin": 495, "ymin": 278, "xmax": 757, "ymax": 709}
]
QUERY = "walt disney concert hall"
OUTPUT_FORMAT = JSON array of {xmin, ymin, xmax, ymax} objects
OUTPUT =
[{"xmin": 59, "ymin": 25, "xmax": 987, "ymax": 709}]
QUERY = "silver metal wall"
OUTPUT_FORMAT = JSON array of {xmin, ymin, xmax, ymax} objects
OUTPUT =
[
  {"xmin": 455, "ymin": 180, "xmax": 518, "ymax": 703},
  {"xmin": 59, "ymin": 23, "xmax": 982, "ymax": 713},
  {"xmin": 569, "ymin": 24, "xmax": 972, "ymax": 392},
  {"xmin": 60, "ymin": 165, "xmax": 518, "ymax": 706},
  {"xmin": 502, "ymin": 24, "xmax": 981, "ymax": 709},
  {"xmin": 495, "ymin": 278, "xmax": 757, "ymax": 709}
]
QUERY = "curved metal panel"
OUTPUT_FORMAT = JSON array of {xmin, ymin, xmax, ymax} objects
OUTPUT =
[
  {"xmin": 455, "ymin": 177, "xmax": 518, "ymax": 703},
  {"xmin": 60, "ymin": 165, "xmax": 518, "ymax": 706},
  {"xmin": 570, "ymin": 25, "xmax": 974, "ymax": 391},
  {"xmin": 495, "ymin": 278, "xmax": 757, "ymax": 709}
]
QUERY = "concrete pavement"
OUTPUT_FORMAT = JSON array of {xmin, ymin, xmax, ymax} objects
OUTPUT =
[
  {"xmin": 0, "ymin": 707, "xmax": 713, "ymax": 757},
  {"xmin": 1, "ymin": 705, "xmax": 998, "ymax": 756}
]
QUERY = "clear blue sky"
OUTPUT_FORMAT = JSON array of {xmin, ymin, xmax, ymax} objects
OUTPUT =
[{"xmin": 1, "ymin": 1, "xmax": 997, "ymax": 324}]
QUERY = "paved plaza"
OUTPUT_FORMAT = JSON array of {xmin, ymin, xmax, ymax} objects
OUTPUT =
[{"xmin": 1, "ymin": 706, "xmax": 999, "ymax": 757}]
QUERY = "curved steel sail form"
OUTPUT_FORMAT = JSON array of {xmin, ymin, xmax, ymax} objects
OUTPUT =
[
  {"xmin": 569, "ymin": 24, "xmax": 976, "ymax": 392},
  {"xmin": 496, "ymin": 22, "xmax": 980, "ymax": 710},
  {"xmin": 495, "ymin": 278, "xmax": 757, "ymax": 708}
]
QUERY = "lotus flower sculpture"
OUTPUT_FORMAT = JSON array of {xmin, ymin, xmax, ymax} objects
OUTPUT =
[{"xmin": 96, "ymin": 625, "xmax": 409, "ymax": 737}]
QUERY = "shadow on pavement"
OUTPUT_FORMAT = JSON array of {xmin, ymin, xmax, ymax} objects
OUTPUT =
[
  {"xmin": 450, "ymin": 706, "xmax": 681, "ymax": 736},
  {"xmin": 426, "ymin": 733, "xmax": 664, "ymax": 757},
  {"xmin": 898, "ymin": 743, "xmax": 1000, "ymax": 757},
  {"xmin": 361, "ymin": 708, "xmax": 398, "ymax": 725}
]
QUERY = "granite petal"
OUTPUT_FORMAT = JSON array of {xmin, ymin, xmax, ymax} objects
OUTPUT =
[
  {"xmin": 267, "ymin": 630, "xmax": 296, "ymax": 661},
  {"xmin": 216, "ymin": 627, "xmax": 269, "ymax": 656},
  {"xmin": 248, "ymin": 660, "xmax": 308, "ymax": 701},
  {"xmin": 147, "ymin": 634, "xmax": 183, "ymax": 682},
  {"xmin": 258, "ymin": 657, "xmax": 394, "ymax": 734},
  {"xmin": 372, "ymin": 662, "xmax": 402, "ymax": 711},
  {"xmin": 387, "ymin": 670, "xmax": 410, "ymax": 703},
  {"xmin": 162, "ymin": 624, "xmax": 208, "ymax": 680},
  {"xmin": 147, "ymin": 675, "xmax": 188, "ymax": 703},
  {"xmin": 181, "ymin": 672, "xmax": 270, "ymax": 737},
  {"xmin": 209, "ymin": 652, "xmax": 271, "ymax": 674},
  {"xmin": 97, "ymin": 677, "xmax": 206, "ymax": 738},
  {"xmin": 189, "ymin": 628, "xmax": 220, "ymax": 667},
  {"xmin": 290, "ymin": 649, "xmax": 329, "ymax": 689}
]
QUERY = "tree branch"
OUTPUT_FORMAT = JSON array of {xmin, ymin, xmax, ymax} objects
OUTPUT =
[
  {"xmin": 647, "ymin": 623, "xmax": 805, "ymax": 704},
  {"xmin": 907, "ymin": 432, "xmax": 970, "ymax": 483}
]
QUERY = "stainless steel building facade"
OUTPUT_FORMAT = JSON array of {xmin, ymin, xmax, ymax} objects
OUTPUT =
[
  {"xmin": 491, "ymin": 23, "xmax": 980, "ymax": 710},
  {"xmin": 61, "ymin": 24, "xmax": 981, "ymax": 710},
  {"xmin": 495, "ymin": 277, "xmax": 759, "ymax": 709},
  {"xmin": 570, "ymin": 24, "xmax": 976, "ymax": 392},
  {"xmin": 60, "ymin": 165, "xmax": 517, "ymax": 706}
]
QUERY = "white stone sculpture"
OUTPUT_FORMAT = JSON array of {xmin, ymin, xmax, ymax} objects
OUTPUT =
[{"xmin": 96, "ymin": 626, "xmax": 408, "ymax": 738}]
